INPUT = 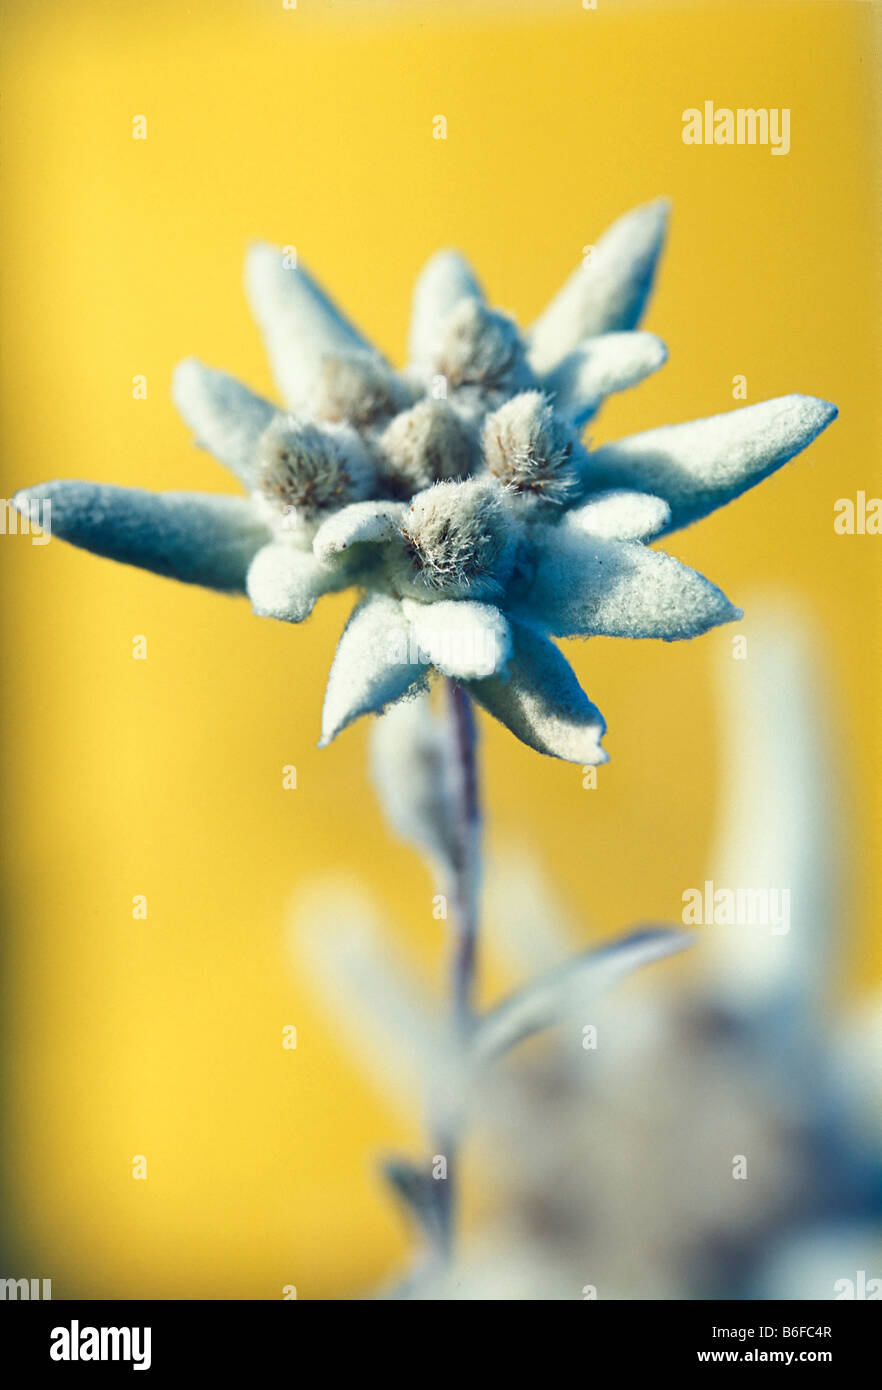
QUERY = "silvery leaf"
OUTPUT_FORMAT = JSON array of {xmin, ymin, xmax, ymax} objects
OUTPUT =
[
  {"xmin": 13, "ymin": 482, "xmax": 269, "ymax": 593},
  {"xmin": 528, "ymin": 199, "xmax": 669, "ymax": 373},
  {"xmin": 472, "ymin": 927, "xmax": 694, "ymax": 1062},
  {"xmin": 518, "ymin": 527, "xmax": 740, "ymax": 640},
  {"xmin": 543, "ymin": 331, "xmax": 667, "ymax": 426},
  {"xmin": 583, "ymin": 395, "xmax": 838, "ymax": 533},
  {"xmin": 246, "ymin": 542, "xmax": 347, "ymax": 623},
  {"xmin": 171, "ymin": 359, "xmax": 278, "ymax": 488},
  {"xmin": 245, "ymin": 242, "xmax": 379, "ymax": 409},
  {"xmin": 321, "ymin": 594, "xmax": 428, "ymax": 745},
  {"xmin": 465, "ymin": 619, "xmax": 607, "ymax": 764},
  {"xmin": 564, "ymin": 489, "xmax": 671, "ymax": 542},
  {"xmin": 402, "ymin": 598, "xmax": 512, "ymax": 680},
  {"xmin": 312, "ymin": 500, "xmax": 407, "ymax": 562}
]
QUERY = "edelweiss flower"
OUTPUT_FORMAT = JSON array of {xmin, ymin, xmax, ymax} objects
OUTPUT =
[{"xmin": 15, "ymin": 200, "xmax": 837, "ymax": 762}]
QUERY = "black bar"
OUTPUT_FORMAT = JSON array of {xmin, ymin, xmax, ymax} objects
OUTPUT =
[{"xmin": 0, "ymin": 1299, "xmax": 876, "ymax": 1372}]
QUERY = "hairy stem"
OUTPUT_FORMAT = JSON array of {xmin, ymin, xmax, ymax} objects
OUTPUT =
[
  {"xmin": 447, "ymin": 678, "xmax": 482, "ymax": 1030},
  {"xmin": 432, "ymin": 678, "xmax": 483, "ymax": 1260}
]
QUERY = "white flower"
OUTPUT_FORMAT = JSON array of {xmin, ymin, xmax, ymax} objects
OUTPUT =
[{"xmin": 14, "ymin": 201, "xmax": 837, "ymax": 762}]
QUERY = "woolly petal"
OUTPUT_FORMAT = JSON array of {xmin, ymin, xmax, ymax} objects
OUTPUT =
[
  {"xmin": 312, "ymin": 500, "xmax": 408, "ymax": 561},
  {"xmin": 465, "ymin": 619, "xmax": 607, "ymax": 764},
  {"xmin": 409, "ymin": 249, "xmax": 484, "ymax": 365},
  {"xmin": 13, "ymin": 482, "xmax": 269, "ymax": 592},
  {"xmin": 171, "ymin": 359, "xmax": 278, "ymax": 488},
  {"xmin": 370, "ymin": 692, "xmax": 459, "ymax": 884},
  {"xmin": 542, "ymin": 331, "xmax": 667, "ymax": 427},
  {"xmin": 472, "ymin": 927, "xmax": 694, "ymax": 1062},
  {"xmin": 528, "ymin": 199, "xmax": 669, "ymax": 373},
  {"xmin": 565, "ymin": 489, "xmax": 671, "ymax": 541},
  {"xmin": 245, "ymin": 242, "xmax": 378, "ymax": 409},
  {"xmin": 518, "ymin": 527, "xmax": 740, "ymax": 639},
  {"xmin": 584, "ymin": 395, "xmax": 838, "ymax": 533},
  {"xmin": 246, "ymin": 542, "xmax": 347, "ymax": 623},
  {"xmin": 402, "ymin": 598, "xmax": 512, "ymax": 679},
  {"xmin": 320, "ymin": 594, "xmax": 428, "ymax": 745}
]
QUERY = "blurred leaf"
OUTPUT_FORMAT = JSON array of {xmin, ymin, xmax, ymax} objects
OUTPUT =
[
  {"xmin": 370, "ymin": 691, "xmax": 459, "ymax": 885},
  {"xmin": 381, "ymin": 1156, "xmax": 447, "ymax": 1248},
  {"xmin": 472, "ymin": 926, "xmax": 694, "ymax": 1062}
]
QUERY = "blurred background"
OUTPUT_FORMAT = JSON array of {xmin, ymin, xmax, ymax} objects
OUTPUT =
[{"xmin": 1, "ymin": 0, "xmax": 879, "ymax": 1298}]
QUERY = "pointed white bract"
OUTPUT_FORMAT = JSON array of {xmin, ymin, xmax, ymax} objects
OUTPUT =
[
  {"xmin": 465, "ymin": 619, "xmax": 607, "ymax": 764},
  {"xmin": 542, "ymin": 331, "xmax": 668, "ymax": 426},
  {"xmin": 585, "ymin": 395, "xmax": 839, "ymax": 533},
  {"xmin": 519, "ymin": 527, "xmax": 740, "ymax": 640},
  {"xmin": 245, "ymin": 242, "xmax": 377, "ymax": 409},
  {"xmin": 528, "ymin": 199, "xmax": 670, "ymax": 373},
  {"xmin": 565, "ymin": 489, "xmax": 671, "ymax": 541},
  {"xmin": 409, "ymin": 249, "xmax": 484, "ymax": 366},
  {"xmin": 321, "ymin": 594, "xmax": 427, "ymax": 746},
  {"xmin": 312, "ymin": 500, "xmax": 408, "ymax": 561},
  {"xmin": 13, "ymin": 483, "xmax": 270, "ymax": 592},
  {"xmin": 402, "ymin": 598, "xmax": 512, "ymax": 679},
  {"xmin": 246, "ymin": 542, "xmax": 345, "ymax": 623},
  {"xmin": 171, "ymin": 359, "xmax": 278, "ymax": 488}
]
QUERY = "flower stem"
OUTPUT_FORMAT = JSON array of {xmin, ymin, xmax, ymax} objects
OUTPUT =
[
  {"xmin": 446, "ymin": 678, "xmax": 482, "ymax": 1031},
  {"xmin": 433, "ymin": 679, "xmax": 482, "ymax": 1260}
]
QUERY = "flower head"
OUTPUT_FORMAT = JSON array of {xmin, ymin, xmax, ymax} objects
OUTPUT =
[
  {"xmin": 378, "ymin": 399, "xmax": 477, "ymax": 496},
  {"xmin": 429, "ymin": 298, "xmax": 535, "ymax": 395},
  {"xmin": 483, "ymin": 391, "xmax": 582, "ymax": 506},
  {"xmin": 254, "ymin": 415, "xmax": 375, "ymax": 532},
  {"xmin": 15, "ymin": 200, "xmax": 837, "ymax": 762},
  {"xmin": 396, "ymin": 480, "xmax": 517, "ymax": 601}
]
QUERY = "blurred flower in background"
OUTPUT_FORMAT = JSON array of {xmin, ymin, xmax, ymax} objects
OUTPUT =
[{"xmin": 292, "ymin": 601, "xmax": 882, "ymax": 1299}]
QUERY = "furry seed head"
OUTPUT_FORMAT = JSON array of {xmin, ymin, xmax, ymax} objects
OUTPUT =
[
  {"xmin": 313, "ymin": 352, "xmax": 414, "ymax": 427},
  {"xmin": 397, "ymin": 479, "xmax": 517, "ymax": 599},
  {"xmin": 483, "ymin": 391, "xmax": 582, "ymax": 505},
  {"xmin": 255, "ymin": 415, "xmax": 375, "ymax": 522},
  {"xmin": 379, "ymin": 399, "xmax": 480, "ymax": 497},
  {"xmin": 433, "ymin": 299, "xmax": 534, "ymax": 393}
]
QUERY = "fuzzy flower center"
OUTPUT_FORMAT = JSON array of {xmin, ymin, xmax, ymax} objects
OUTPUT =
[
  {"xmin": 433, "ymin": 299, "xmax": 532, "ymax": 392},
  {"xmin": 313, "ymin": 352, "xmax": 413, "ymax": 428},
  {"xmin": 255, "ymin": 416, "xmax": 374, "ymax": 522},
  {"xmin": 483, "ymin": 391, "xmax": 581, "ymax": 504},
  {"xmin": 379, "ymin": 399, "xmax": 479, "ymax": 497},
  {"xmin": 398, "ymin": 479, "xmax": 515, "ymax": 598}
]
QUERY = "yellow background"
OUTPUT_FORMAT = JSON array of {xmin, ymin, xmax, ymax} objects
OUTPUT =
[{"xmin": 2, "ymin": 0, "xmax": 879, "ymax": 1298}]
